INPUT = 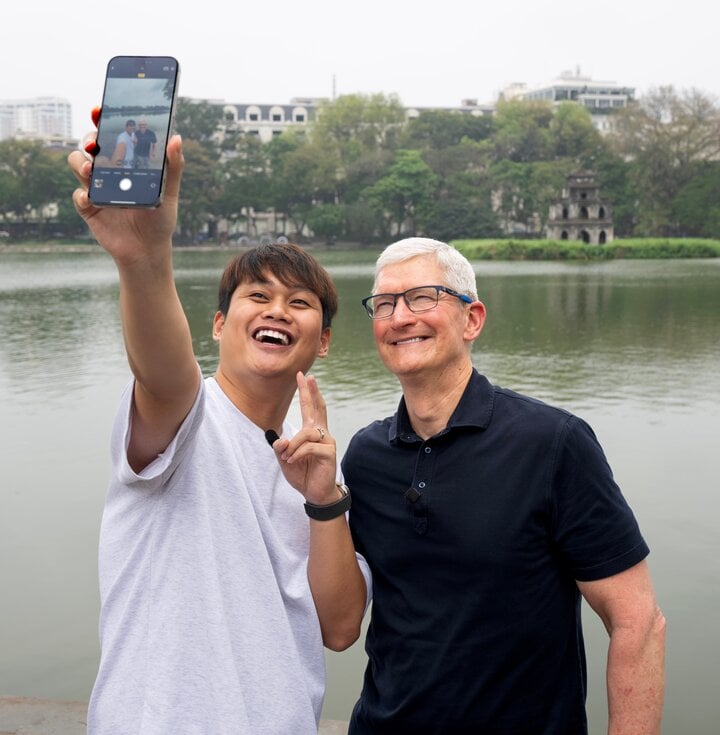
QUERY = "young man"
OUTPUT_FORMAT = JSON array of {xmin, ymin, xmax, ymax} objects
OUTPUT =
[
  {"xmin": 111, "ymin": 119, "xmax": 136, "ymax": 168},
  {"xmin": 343, "ymin": 237, "xmax": 665, "ymax": 735},
  {"xmin": 68, "ymin": 135, "xmax": 369, "ymax": 734}
]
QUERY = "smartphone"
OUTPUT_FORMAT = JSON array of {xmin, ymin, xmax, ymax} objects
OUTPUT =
[{"xmin": 88, "ymin": 56, "xmax": 180, "ymax": 208}]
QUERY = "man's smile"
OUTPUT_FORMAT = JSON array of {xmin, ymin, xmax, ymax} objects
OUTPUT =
[
  {"xmin": 393, "ymin": 336, "xmax": 427, "ymax": 346},
  {"xmin": 252, "ymin": 328, "xmax": 292, "ymax": 346}
]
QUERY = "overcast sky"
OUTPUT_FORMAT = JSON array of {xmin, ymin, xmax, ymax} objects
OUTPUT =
[{"xmin": 3, "ymin": 0, "xmax": 718, "ymax": 139}]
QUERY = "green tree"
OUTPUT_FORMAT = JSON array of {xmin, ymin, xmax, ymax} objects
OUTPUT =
[
  {"xmin": 671, "ymin": 161, "xmax": 720, "ymax": 237},
  {"xmin": 415, "ymin": 136, "xmax": 499, "ymax": 240},
  {"xmin": 217, "ymin": 134, "xmax": 270, "ymax": 236},
  {"xmin": 0, "ymin": 140, "xmax": 73, "ymax": 237},
  {"xmin": 0, "ymin": 158, "xmax": 21, "ymax": 223},
  {"xmin": 549, "ymin": 103, "xmax": 604, "ymax": 163},
  {"xmin": 492, "ymin": 99, "xmax": 555, "ymax": 162},
  {"xmin": 343, "ymin": 200, "xmax": 383, "ymax": 244},
  {"xmin": 488, "ymin": 159, "xmax": 531, "ymax": 234},
  {"xmin": 176, "ymin": 139, "xmax": 222, "ymax": 242},
  {"xmin": 311, "ymin": 94, "xmax": 405, "ymax": 205},
  {"xmin": 313, "ymin": 93, "xmax": 406, "ymax": 153},
  {"xmin": 305, "ymin": 204, "xmax": 345, "ymax": 244},
  {"xmin": 610, "ymin": 86, "xmax": 720, "ymax": 235},
  {"xmin": 174, "ymin": 97, "xmax": 224, "ymax": 147},
  {"xmin": 423, "ymin": 173, "xmax": 500, "ymax": 240},
  {"xmin": 488, "ymin": 159, "xmax": 573, "ymax": 236},
  {"xmin": 402, "ymin": 109, "xmax": 494, "ymax": 150},
  {"xmin": 364, "ymin": 149, "xmax": 439, "ymax": 237},
  {"xmin": 594, "ymin": 154, "xmax": 638, "ymax": 237},
  {"xmin": 266, "ymin": 131, "xmax": 340, "ymax": 238}
]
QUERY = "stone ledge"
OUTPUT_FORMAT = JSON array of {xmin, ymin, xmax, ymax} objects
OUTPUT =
[{"xmin": 0, "ymin": 697, "xmax": 348, "ymax": 734}]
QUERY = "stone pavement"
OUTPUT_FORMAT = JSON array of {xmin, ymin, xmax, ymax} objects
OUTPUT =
[{"xmin": 0, "ymin": 697, "xmax": 348, "ymax": 734}]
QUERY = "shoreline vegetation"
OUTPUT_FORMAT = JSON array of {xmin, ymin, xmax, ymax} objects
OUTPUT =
[
  {"xmin": 453, "ymin": 238, "xmax": 720, "ymax": 260},
  {"xmin": 1, "ymin": 238, "xmax": 719, "ymax": 260}
]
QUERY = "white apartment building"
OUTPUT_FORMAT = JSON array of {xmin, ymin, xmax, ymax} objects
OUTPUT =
[
  {"xmin": 0, "ymin": 97, "xmax": 73, "ymax": 141},
  {"xmin": 210, "ymin": 95, "xmax": 495, "ymax": 149},
  {"xmin": 210, "ymin": 71, "xmax": 631, "ymax": 146},
  {"xmin": 501, "ymin": 69, "xmax": 634, "ymax": 132},
  {"xmin": 216, "ymin": 97, "xmax": 322, "ymax": 144}
]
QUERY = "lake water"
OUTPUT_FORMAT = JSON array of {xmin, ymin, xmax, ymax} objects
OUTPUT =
[{"xmin": 1, "ymin": 250, "xmax": 719, "ymax": 733}]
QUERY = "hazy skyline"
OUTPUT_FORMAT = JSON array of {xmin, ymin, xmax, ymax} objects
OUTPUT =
[{"xmin": 3, "ymin": 0, "xmax": 718, "ymax": 140}]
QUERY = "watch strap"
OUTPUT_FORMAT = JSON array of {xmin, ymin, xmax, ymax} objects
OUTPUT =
[{"xmin": 304, "ymin": 484, "xmax": 351, "ymax": 521}]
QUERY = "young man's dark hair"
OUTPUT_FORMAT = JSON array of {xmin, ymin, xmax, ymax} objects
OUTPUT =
[{"xmin": 218, "ymin": 243, "xmax": 338, "ymax": 329}]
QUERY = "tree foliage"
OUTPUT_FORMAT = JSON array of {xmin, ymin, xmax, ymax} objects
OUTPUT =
[
  {"xmin": 364, "ymin": 150, "xmax": 439, "ymax": 238},
  {"xmin": 492, "ymin": 100, "xmax": 555, "ymax": 162},
  {"xmin": 173, "ymin": 97, "xmax": 224, "ymax": 147},
  {"xmin": 671, "ymin": 162, "xmax": 720, "ymax": 238},
  {"xmin": 402, "ymin": 109, "xmax": 494, "ymax": 150},
  {"xmin": 611, "ymin": 86, "xmax": 720, "ymax": 235},
  {"xmin": 2, "ymin": 87, "xmax": 720, "ymax": 242},
  {"xmin": 0, "ymin": 139, "xmax": 75, "ymax": 237},
  {"xmin": 176, "ymin": 138, "xmax": 223, "ymax": 242}
]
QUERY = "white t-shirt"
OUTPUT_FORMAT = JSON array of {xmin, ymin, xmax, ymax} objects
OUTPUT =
[
  {"xmin": 115, "ymin": 130, "xmax": 135, "ymax": 167},
  {"xmin": 88, "ymin": 376, "xmax": 368, "ymax": 734}
]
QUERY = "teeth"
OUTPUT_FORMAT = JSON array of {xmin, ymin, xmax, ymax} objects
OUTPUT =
[
  {"xmin": 255, "ymin": 329, "xmax": 290, "ymax": 345},
  {"xmin": 396, "ymin": 337, "xmax": 424, "ymax": 345}
]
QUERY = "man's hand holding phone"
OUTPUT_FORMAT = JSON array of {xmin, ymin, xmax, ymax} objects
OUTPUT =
[
  {"xmin": 68, "ymin": 115, "xmax": 184, "ymax": 266},
  {"xmin": 86, "ymin": 56, "xmax": 180, "ymax": 208}
]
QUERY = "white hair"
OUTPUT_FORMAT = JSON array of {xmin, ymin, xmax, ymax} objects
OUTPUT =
[{"xmin": 374, "ymin": 237, "xmax": 478, "ymax": 300}]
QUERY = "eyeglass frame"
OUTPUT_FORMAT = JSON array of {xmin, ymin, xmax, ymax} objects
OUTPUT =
[{"xmin": 361, "ymin": 285, "xmax": 474, "ymax": 319}]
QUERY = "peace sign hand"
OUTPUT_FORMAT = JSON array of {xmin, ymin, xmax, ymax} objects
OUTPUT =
[{"xmin": 267, "ymin": 372, "xmax": 341, "ymax": 505}]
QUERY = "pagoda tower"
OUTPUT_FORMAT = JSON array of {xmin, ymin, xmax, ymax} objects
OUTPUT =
[{"xmin": 547, "ymin": 172, "xmax": 614, "ymax": 244}]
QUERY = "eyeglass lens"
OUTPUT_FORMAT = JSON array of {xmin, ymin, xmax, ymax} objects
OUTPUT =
[{"xmin": 367, "ymin": 287, "xmax": 441, "ymax": 318}]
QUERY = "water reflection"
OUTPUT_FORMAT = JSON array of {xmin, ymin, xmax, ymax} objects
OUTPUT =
[
  {"xmin": 472, "ymin": 260, "xmax": 720, "ymax": 414},
  {"xmin": 1, "ymin": 251, "xmax": 718, "ymax": 732}
]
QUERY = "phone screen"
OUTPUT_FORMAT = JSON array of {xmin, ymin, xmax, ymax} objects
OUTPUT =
[{"xmin": 89, "ymin": 56, "xmax": 179, "ymax": 207}]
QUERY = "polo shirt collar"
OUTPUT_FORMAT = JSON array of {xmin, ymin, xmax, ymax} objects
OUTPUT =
[{"xmin": 389, "ymin": 369, "xmax": 495, "ymax": 443}]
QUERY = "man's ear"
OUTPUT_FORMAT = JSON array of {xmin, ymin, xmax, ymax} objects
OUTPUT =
[
  {"xmin": 464, "ymin": 301, "xmax": 486, "ymax": 343},
  {"xmin": 317, "ymin": 327, "xmax": 331, "ymax": 358},
  {"xmin": 212, "ymin": 311, "xmax": 225, "ymax": 342}
]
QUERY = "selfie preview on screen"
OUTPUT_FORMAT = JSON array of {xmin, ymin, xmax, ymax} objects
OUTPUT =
[{"xmin": 89, "ymin": 57, "xmax": 179, "ymax": 208}]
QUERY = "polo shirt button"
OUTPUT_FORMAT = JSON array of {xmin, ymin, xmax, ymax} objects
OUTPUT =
[
  {"xmin": 418, "ymin": 482, "xmax": 426, "ymax": 488},
  {"xmin": 424, "ymin": 447, "xmax": 432, "ymax": 453}
]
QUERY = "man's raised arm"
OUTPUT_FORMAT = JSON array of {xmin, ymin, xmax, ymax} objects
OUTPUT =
[{"xmin": 69, "ymin": 135, "xmax": 199, "ymax": 471}]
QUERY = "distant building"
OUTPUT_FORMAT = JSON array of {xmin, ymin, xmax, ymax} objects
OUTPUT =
[
  {"xmin": 214, "ymin": 97, "xmax": 324, "ymax": 144},
  {"xmin": 406, "ymin": 98, "xmax": 495, "ymax": 120},
  {"xmin": 0, "ymin": 97, "xmax": 73, "ymax": 141},
  {"xmin": 208, "ymin": 95, "xmax": 495, "ymax": 146},
  {"xmin": 547, "ymin": 171, "xmax": 614, "ymax": 244},
  {"xmin": 207, "ymin": 71, "xmax": 632, "ymax": 146},
  {"xmin": 501, "ymin": 69, "xmax": 634, "ymax": 132}
]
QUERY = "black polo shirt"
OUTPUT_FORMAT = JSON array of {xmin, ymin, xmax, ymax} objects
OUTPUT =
[{"xmin": 343, "ymin": 370, "xmax": 649, "ymax": 735}]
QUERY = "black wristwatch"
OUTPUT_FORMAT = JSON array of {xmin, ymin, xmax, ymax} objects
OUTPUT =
[{"xmin": 304, "ymin": 483, "xmax": 351, "ymax": 521}]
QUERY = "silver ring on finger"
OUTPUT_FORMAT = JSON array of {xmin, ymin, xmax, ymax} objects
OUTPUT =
[{"xmin": 315, "ymin": 426, "xmax": 326, "ymax": 440}]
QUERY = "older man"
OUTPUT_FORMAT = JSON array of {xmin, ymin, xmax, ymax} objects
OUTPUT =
[{"xmin": 343, "ymin": 237, "xmax": 665, "ymax": 735}]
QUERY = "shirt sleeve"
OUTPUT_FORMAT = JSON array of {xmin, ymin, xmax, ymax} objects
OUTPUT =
[
  {"xmin": 549, "ymin": 415, "xmax": 649, "ymax": 582},
  {"xmin": 111, "ymin": 367, "xmax": 205, "ymax": 491}
]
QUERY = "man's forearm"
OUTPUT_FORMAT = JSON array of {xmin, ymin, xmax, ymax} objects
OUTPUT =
[
  {"xmin": 308, "ymin": 517, "xmax": 367, "ymax": 652},
  {"xmin": 117, "ymin": 250, "xmax": 200, "ymax": 472},
  {"xmin": 606, "ymin": 606, "xmax": 666, "ymax": 734},
  {"xmin": 118, "ymin": 251, "xmax": 196, "ymax": 399}
]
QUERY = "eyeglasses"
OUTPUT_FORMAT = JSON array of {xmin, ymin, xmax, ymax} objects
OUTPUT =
[{"xmin": 362, "ymin": 285, "xmax": 473, "ymax": 319}]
